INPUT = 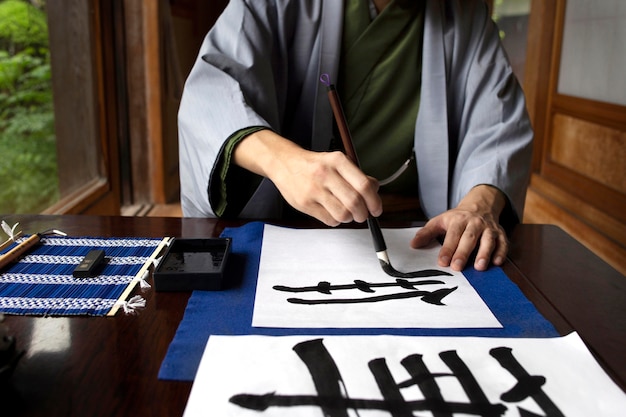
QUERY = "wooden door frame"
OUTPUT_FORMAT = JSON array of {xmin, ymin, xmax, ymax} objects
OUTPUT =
[
  {"xmin": 525, "ymin": 0, "xmax": 626, "ymax": 224},
  {"xmin": 523, "ymin": 0, "xmax": 626, "ymax": 274}
]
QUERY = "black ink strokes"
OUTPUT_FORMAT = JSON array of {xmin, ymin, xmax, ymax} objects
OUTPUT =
[
  {"xmin": 490, "ymin": 347, "xmax": 565, "ymax": 417},
  {"xmin": 380, "ymin": 260, "xmax": 448, "ymax": 279},
  {"xmin": 285, "ymin": 287, "xmax": 458, "ymax": 306},
  {"xmin": 273, "ymin": 277, "xmax": 448, "ymax": 294},
  {"xmin": 421, "ymin": 287, "xmax": 458, "ymax": 305},
  {"xmin": 229, "ymin": 338, "xmax": 565, "ymax": 417},
  {"xmin": 273, "ymin": 274, "xmax": 457, "ymax": 306}
]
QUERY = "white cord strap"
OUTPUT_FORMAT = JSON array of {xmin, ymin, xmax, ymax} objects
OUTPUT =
[
  {"xmin": 378, "ymin": 152, "xmax": 415, "ymax": 186},
  {"xmin": 116, "ymin": 295, "xmax": 146, "ymax": 314}
]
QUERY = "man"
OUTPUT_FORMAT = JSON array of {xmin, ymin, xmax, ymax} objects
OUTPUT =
[{"xmin": 178, "ymin": 0, "xmax": 533, "ymax": 272}]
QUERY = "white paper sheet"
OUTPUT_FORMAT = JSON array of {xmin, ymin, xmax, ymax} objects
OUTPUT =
[
  {"xmin": 252, "ymin": 225, "xmax": 501, "ymax": 328},
  {"xmin": 184, "ymin": 333, "xmax": 626, "ymax": 417}
]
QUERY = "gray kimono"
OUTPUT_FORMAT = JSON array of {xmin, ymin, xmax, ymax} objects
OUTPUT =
[{"xmin": 178, "ymin": 0, "xmax": 533, "ymax": 221}]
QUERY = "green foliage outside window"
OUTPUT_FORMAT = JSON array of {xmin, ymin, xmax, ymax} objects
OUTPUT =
[{"xmin": 0, "ymin": 0, "xmax": 58, "ymax": 213}]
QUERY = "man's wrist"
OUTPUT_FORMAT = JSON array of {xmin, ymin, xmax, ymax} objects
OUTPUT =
[
  {"xmin": 233, "ymin": 129, "xmax": 296, "ymax": 177},
  {"xmin": 458, "ymin": 184, "xmax": 507, "ymax": 218}
]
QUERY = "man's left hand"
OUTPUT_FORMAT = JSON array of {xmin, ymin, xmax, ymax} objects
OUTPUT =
[{"xmin": 410, "ymin": 185, "xmax": 508, "ymax": 271}]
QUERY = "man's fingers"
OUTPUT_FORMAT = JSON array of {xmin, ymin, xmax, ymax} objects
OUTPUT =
[
  {"xmin": 474, "ymin": 226, "xmax": 508, "ymax": 270},
  {"xmin": 410, "ymin": 220, "xmax": 444, "ymax": 249},
  {"xmin": 492, "ymin": 229, "xmax": 509, "ymax": 266},
  {"xmin": 415, "ymin": 214, "xmax": 508, "ymax": 272},
  {"xmin": 441, "ymin": 221, "xmax": 473, "ymax": 271},
  {"xmin": 334, "ymin": 156, "xmax": 382, "ymax": 220},
  {"xmin": 473, "ymin": 227, "xmax": 498, "ymax": 271}
]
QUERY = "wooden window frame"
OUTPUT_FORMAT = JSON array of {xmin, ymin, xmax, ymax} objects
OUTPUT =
[{"xmin": 42, "ymin": 0, "xmax": 121, "ymax": 215}]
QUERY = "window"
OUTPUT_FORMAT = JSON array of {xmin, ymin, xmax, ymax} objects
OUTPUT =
[
  {"xmin": 557, "ymin": 0, "xmax": 626, "ymax": 106},
  {"xmin": 492, "ymin": 0, "xmax": 532, "ymax": 84},
  {"xmin": 0, "ymin": 0, "xmax": 57, "ymax": 213},
  {"xmin": 0, "ymin": 0, "xmax": 121, "ymax": 215}
]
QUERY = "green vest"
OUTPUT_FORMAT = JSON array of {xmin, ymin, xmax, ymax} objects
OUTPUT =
[{"xmin": 338, "ymin": 0, "xmax": 424, "ymax": 195}]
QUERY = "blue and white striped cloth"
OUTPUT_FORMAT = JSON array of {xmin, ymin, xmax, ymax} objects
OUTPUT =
[{"xmin": 0, "ymin": 236, "xmax": 165, "ymax": 316}]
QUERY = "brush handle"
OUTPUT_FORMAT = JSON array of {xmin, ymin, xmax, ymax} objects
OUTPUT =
[
  {"xmin": 367, "ymin": 217, "xmax": 387, "ymax": 253},
  {"xmin": 326, "ymin": 85, "xmax": 361, "ymax": 166},
  {"xmin": 0, "ymin": 234, "xmax": 41, "ymax": 271},
  {"xmin": 326, "ymin": 84, "xmax": 389, "ymax": 254}
]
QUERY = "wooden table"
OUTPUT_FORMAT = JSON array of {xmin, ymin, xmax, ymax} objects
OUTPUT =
[{"xmin": 0, "ymin": 214, "xmax": 624, "ymax": 416}]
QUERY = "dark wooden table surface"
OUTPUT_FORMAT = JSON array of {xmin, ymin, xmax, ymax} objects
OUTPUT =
[{"xmin": 0, "ymin": 214, "xmax": 624, "ymax": 416}]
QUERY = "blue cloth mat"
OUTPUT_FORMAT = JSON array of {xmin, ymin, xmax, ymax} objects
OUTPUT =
[
  {"xmin": 0, "ymin": 236, "xmax": 163, "ymax": 316},
  {"xmin": 158, "ymin": 222, "xmax": 558, "ymax": 381}
]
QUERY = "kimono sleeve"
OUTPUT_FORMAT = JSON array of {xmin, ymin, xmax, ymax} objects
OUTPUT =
[
  {"xmin": 447, "ymin": 1, "xmax": 534, "ymax": 224},
  {"xmin": 178, "ymin": 1, "xmax": 288, "ymax": 217}
]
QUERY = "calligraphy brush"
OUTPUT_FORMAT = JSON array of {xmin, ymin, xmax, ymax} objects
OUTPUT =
[
  {"xmin": 0, "ymin": 228, "xmax": 67, "ymax": 271},
  {"xmin": 320, "ymin": 74, "xmax": 423, "ymax": 278}
]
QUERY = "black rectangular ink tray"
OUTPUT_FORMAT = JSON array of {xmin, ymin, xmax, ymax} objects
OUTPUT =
[{"xmin": 154, "ymin": 238, "xmax": 231, "ymax": 291}]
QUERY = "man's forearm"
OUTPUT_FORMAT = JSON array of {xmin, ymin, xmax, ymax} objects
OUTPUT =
[{"xmin": 232, "ymin": 129, "xmax": 305, "ymax": 179}]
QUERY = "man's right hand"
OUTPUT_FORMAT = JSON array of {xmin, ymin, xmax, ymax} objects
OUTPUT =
[{"xmin": 233, "ymin": 129, "xmax": 382, "ymax": 226}]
